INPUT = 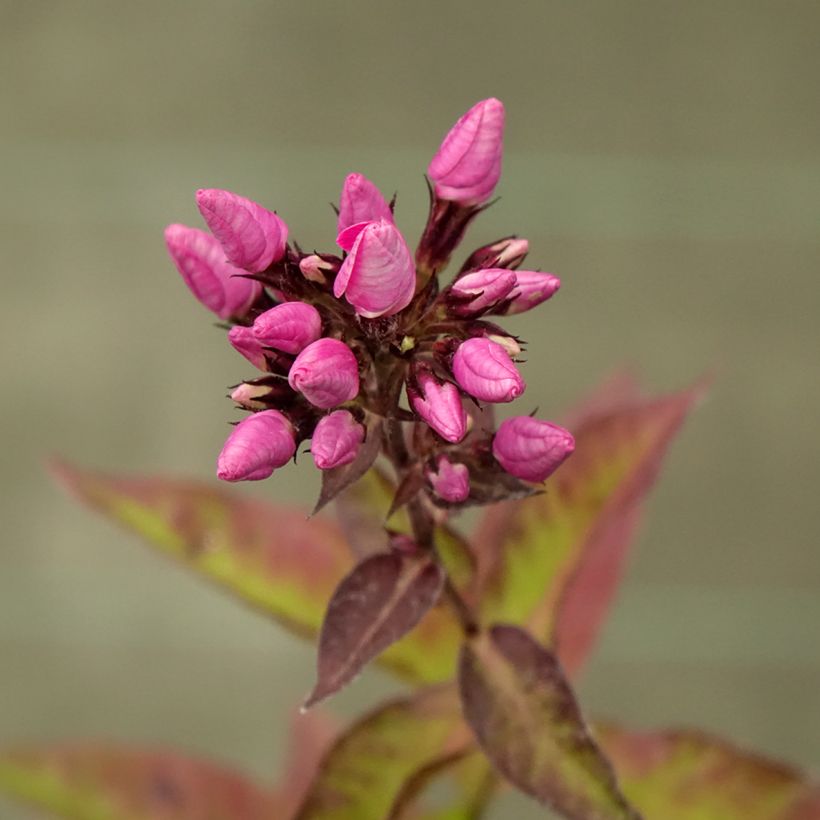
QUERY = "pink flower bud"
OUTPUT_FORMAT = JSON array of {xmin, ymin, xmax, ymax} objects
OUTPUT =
[
  {"xmin": 337, "ymin": 173, "xmax": 393, "ymax": 235},
  {"xmin": 230, "ymin": 382, "xmax": 271, "ymax": 411},
  {"xmin": 486, "ymin": 333, "xmax": 522, "ymax": 357},
  {"xmin": 427, "ymin": 98, "xmax": 505, "ymax": 205},
  {"xmin": 334, "ymin": 219, "xmax": 416, "ymax": 318},
  {"xmin": 505, "ymin": 271, "xmax": 561, "ymax": 315},
  {"xmin": 252, "ymin": 302, "xmax": 322, "ymax": 355},
  {"xmin": 288, "ymin": 338, "xmax": 359, "ymax": 409},
  {"xmin": 461, "ymin": 236, "xmax": 529, "ymax": 272},
  {"xmin": 216, "ymin": 410, "xmax": 296, "ymax": 482},
  {"xmin": 228, "ymin": 325, "xmax": 269, "ymax": 370},
  {"xmin": 449, "ymin": 268, "xmax": 516, "ymax": 316},
  {"xmin": 311, "ymin": 410, "xmax": 365, "ymax": 470},
  {"xmin": 196, "ymin": 188, "xmax": 288, "ymax": 273},
  {"xmin": 406, "ymin": 366, "xmax": 467, "ymax": 443},
  {"xmin": 427, "ymin": 456, "xmax": 470, "ymax": 504},
  {"xmin": 164, "ymin": 224, "xmax": 261, "ymax": 319},
  {"xmin": 492, "ymin": 416, "xmax": 575, "ymax": 482},
  {"xmin": 299, "ymin": 254, "xmax": 337, "ymax": 283},
  {"xmin": 451, "ymin": 337, "xmax": 525, "ymax": 403}
]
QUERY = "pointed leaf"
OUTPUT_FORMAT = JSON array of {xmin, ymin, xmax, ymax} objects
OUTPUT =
[
  {"xmin": 474, "ymin": 379, "xmax": 705, "ymax": 676},
  {"xmin": 0, "ymin": 744, "xmax": 276, "ymax": 820},
  {"xmin": 305, "ymin": 552, "xmax": 445, "ymax": 707},
  {"xmin": 50, "ymin": 460, "xmax": 352, "ymax": 640},
  {"xmin": 312, "ymin": 416, "xmax": 383, "ymax": 514},
  {"xmin": 458, "ymin": 624, "xmax": 640, "ymax": 820},
  {"xmin": 297, "ymin": 687, "xmax": 472, "ymax": 820},
  {"xmin": 599, "ymin": 724, "xmax": 820, "ymax": 820}
]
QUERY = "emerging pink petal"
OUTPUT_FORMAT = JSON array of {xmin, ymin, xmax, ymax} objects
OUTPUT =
[
  {"xmin": 449, "ymin": 268, "xmax": 517, "ymax": 316},
  {"xmin": 288, "ymin": 338, "xmax": 360, "ymax": 409},
  {"xmin": 311, "ymin": 410, "xmax": 365, "ymax": 470},
  {"xmin": 337, "ymin": 173, "xmax": 393, "ymax": 235},
  {"xmin": 427, "ymin": 98, "xmax": 505, "ymax": 205},
  {"xmin": 427, "ymin": 455, "xmax": 470, "ymax": 503},
  {"xmin": 406, "ymin": 365, "xmax": 468, "ymax": 443},
  {"xmin": 451, "ymin": 337, "xmax": 525, "ymax": 403},
  {"xmin": 252, "ymin": 302, "xmax": 322, "ymax": 355},
  {"xmin": 216, "ymin": 410, "xmax": 296, "ymax": 481},
  {"xmin": 334, "ymin": 219, "xmax": 416, "ymax": 318},
  {"xmin": 492, "ymin": 416, "xmax": 575, "ymax": 482},
  {"xmin": 164, "ymin": 224, "xmax": 261, "ymax": 319},
  {"xmin": 505, "ymin": 271, "xmax": 561, "ymax": 315},
  {"xmin": 228, "ymin": 325, "xmax": 269, "ymax": 370},
  {"xmin": 196, "ymin": 188, "xmax": 288, "ymax": 273}
]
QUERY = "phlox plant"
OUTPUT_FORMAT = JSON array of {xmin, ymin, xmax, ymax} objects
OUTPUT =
[{"xmin": 2, "ymin": 99, "xmax": 818, "ymax": 820}]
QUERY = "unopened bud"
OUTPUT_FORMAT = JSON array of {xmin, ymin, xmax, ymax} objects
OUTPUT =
[
  {"xmin": 311, "ymin": 410, "xmax": 364, "ymax": 470},
  {"xmin": 492, "ymin": 416, "xmax": 575, "ymax": 482},
  {"xmin": 252, "ymin": 302, "xmax": 322, "ymax": 355},
  {"xmin": 451, "ymin": 338, "xmax": 525, "ymax": 403},
  {"xmin": 216, "ymin": 410, "xmax": 296, "ymax": 482},
  {"xmin": 448, "ymin": 268, "xmax": 516, "ymax": 317},
  {"xmin": 426, "ymin": 456, "xmax": 470, "ymax": 504},
  {"xmin": 299, "ymin": 254, "xmax": 338, "ymax": 283},
  {"xmin": 288, "ymin": 338, "xmax": 360, "ymax": 409},
  {"xmin": 461, "ymin": 236, "xmax": 529, "ymax": 272},
  {"xmin": 337, "ymin": 173, "xmax": 393, "ymax": 235},
  {"xmin": 406, "ymin": 365, "xmax": 467, "ymax": 444},
  {"xmin": 504, "ymin": 271, "xmax": 561, "ymax": 315}
]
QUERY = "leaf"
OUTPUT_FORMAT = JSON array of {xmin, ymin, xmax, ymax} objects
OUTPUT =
[
  {"xmin": 50, "ymin": 460, "xmax": 352, "ymax": 641},
  {"xmin": 304, "ymin": 551, "xmax": 445, "ymax": 708},
  {"xmin": 474, "ymin": 379, "xmax": 706, "ymax": 676},
  {"xmin": 312, "ymin": 415, "xmax": 384, "ymax": 514},
  {"xmin": 599, "ymin": 724, "xmax": 820, "ymax": 820},
  {"xmin": 296, "ymin": 686, "xmax": 473, "ymax": 820},
  {"xmin": 458, "ymin": 624, "xmax": 640, "ymax": 820},
  {"xmin": 0, "ymin": 744, "xmax": 276, "ymax": 819}
]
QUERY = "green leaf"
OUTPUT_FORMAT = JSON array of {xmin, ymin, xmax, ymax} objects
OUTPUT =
[
  {"xmin": 600, "ymin": 724, "xmax": 820, "ymax": 820},
  {"xmin": 51, "ymin": 461, "xmax": 458, "ymax": 684},
  {"xmin": 474, "ymin": 378, "xmax": 705, "ymax": 676},
  {"xmin": 0, "ymin": 744, "xmax": 276, "ymax": 819},
  {"xmin": 458, "ymin": 625, "xmax": 640, "ymax": 820},
  {"xmin": 50, "ymin": 460, "xmax": 352, "ymax": 640},
  {"xmin": 296, "ymin": 686, "xmax": 474, "ymax": 820}
]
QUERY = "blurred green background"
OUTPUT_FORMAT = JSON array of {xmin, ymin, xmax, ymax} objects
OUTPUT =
[{"xmin": 2, "ymin": 1, "xmax": 819, "ymax": 816}]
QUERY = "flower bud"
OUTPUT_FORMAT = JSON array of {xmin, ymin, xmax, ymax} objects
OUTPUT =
[
  {"xmin": 311, "ymin": 410, "xmax": 365, "ymax": 470},
  {"xmin": 492, "ymin": 416, "xmax": 575, "ymax": 482},
  {"xmin": 216, "ymin": 410, "xmax": 296, "ymax": 482},
  {"xmin": 252, "ymin": 302, "xmax": 322, "ymax": 355},
  {"xmin": 337, "ymin": 173, "xmax": 393, "ymax": 235},
  {"xmin": 449, "ymin": 268, "xmax": 517, "ymax": 317},
  {"xmin": 299, "ymin": 254, "xmax": 338, "ymax": 283},
  {"xmin": 230, "ymin": 382, "xmax": 271, "ymax": 411},
  {"xmin": 288, "ymin": 338, "xmax": 359, "ymax": 409},
  {"xmin": 486, "ymin": 333, "xmax": 522, "ymax": 357},
  {"xmin": 228, "ymin": 325, "xmax": 268, "ymax": 370},
  {"xmin": 406, "ymin": 366, "xmax": 467, "ymax": 444},
  {"xmin": 427, "ymin": 98, "xmax": 505, "ymax": 205},
  {"xmin": 452, "ymin": 337, "xmax": 525, "ymax": 403},
  {"xmin": 334, "ymin": 219, "xmax": 416, "ymax": 318},
  {"xmin": 164, "ymin": 224, "xmax": 261, "ymax": 320},
  {"xmin": 196, "ymin": 188, "xmax": 288, "ymax": 273},
  {"xmin": 230, "ymin": 377, "xmax": 295, "ymax": 410},
  {"xmin": 427, "ymin": 456, "xmax": 470, "ymax": 504},
  {"xmin": 461, "ymin": 236, "xmax": 529, "ymax": 272},
  {"xmin": 504, "ymin": 271, "xmax": 561, "ymax": 315}
]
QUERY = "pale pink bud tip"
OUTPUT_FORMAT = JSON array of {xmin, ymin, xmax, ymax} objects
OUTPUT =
[
  {"xmin": 493, "ymin": 416, "xmax": 575, "ymax": 482},
  {"xmin": 407, "ymin": 368, "xmax": 467, "ymax": 443},
  {"xmin": 334, "ymin": 219, "xmax": 416, "ymax": 318},
  {"xmin": 452, "ymin": 337, "xmax": 525, "ymax": 403},
  {"xmin": 252, "ymin": 302, "xmax": 322, "ymax": 355},
  {"xmin": 228, "ymin": 325, "xmax": 268, "ymax": 370},
  {"xmin": 450, "ymin": 268, "xmax": 516, "ymax": 316},
  {"xmin": 311, "ymin": 410, "xmax": 365, "ymax": 470},
  {"xmin": 337, "ymin": 173, "xmax": 393, "ymax": 235},
  {"xmin": 164, "ymin": 224, "xmax": 261, "ymax": 320},
  {"xmin": 428, "ymin": 98, "xmax": 505, "ymax": 205},
  {"xmin": 427, "ymin": 456, "xmax": 470, "ymax": 504},
  {"xmin": 506, "ymin": 272, "xmax": 561, "ymax": 315},
  {"xmin": 230, "ymin": 383, "xmax": 270, "ymax": 411},
  {"xmin": 216, "ymin": 410, "xmax": 296, "ymax": 482},
  {"xmin": 288, "ymin": 338, "xmax": 360, "ymax": 409},
  {"xmin": 196, "ymin": 188, "xmax": 288, "ymax": 273}
]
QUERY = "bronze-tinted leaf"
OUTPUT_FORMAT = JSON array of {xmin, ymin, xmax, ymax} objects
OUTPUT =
[
  {"xmin": 297, "ymin": 686, "xmax": 473, "ymax": 820},
  {"xmin": 458, "ymin": 624, "xmax": 640, "ymax": 820},
  {"xmin": 0, "ymin": 744, "xmax": 276, "ymax": 819},
  {"xmin": 474, "ymin": 379, "xmax": 705, "ymax": 676},
  {"xmin": 304, "ymin": 552, "xmax": 445, "ymax": 708},
  {"xmin": 312, "ymin": 415, "xmax": 384, "ymax": 515},
  {"xmin": 599, "ymin": 724, "xmax": 820, "ymax": 820},
  {"xmin": 50, "ymin": 460, "xmax": 352, "ymax": 640}
]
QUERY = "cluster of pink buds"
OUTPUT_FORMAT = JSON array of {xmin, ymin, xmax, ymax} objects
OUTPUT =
[{"xmin": 165, "ymin": 98, "xmax": 574, "ymax": 510}]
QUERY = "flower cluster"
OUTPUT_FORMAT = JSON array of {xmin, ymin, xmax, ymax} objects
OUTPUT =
[{"xmin": 165, "ymin": 98, "xmax": 574, "ymax": 506}]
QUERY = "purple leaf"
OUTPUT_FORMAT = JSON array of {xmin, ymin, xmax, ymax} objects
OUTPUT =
[
  {"xmin": 304, "ymin": 551, "xmax": 445, "ymax": 708},
  {"xmin": 458, "ymin": 624, "xmax": 640, "ymax": 820}
]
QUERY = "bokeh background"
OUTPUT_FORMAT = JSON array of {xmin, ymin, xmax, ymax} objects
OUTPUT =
[{"xmin": 2, "ymin": 1, "xmax": 819, "ymax": 816}]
